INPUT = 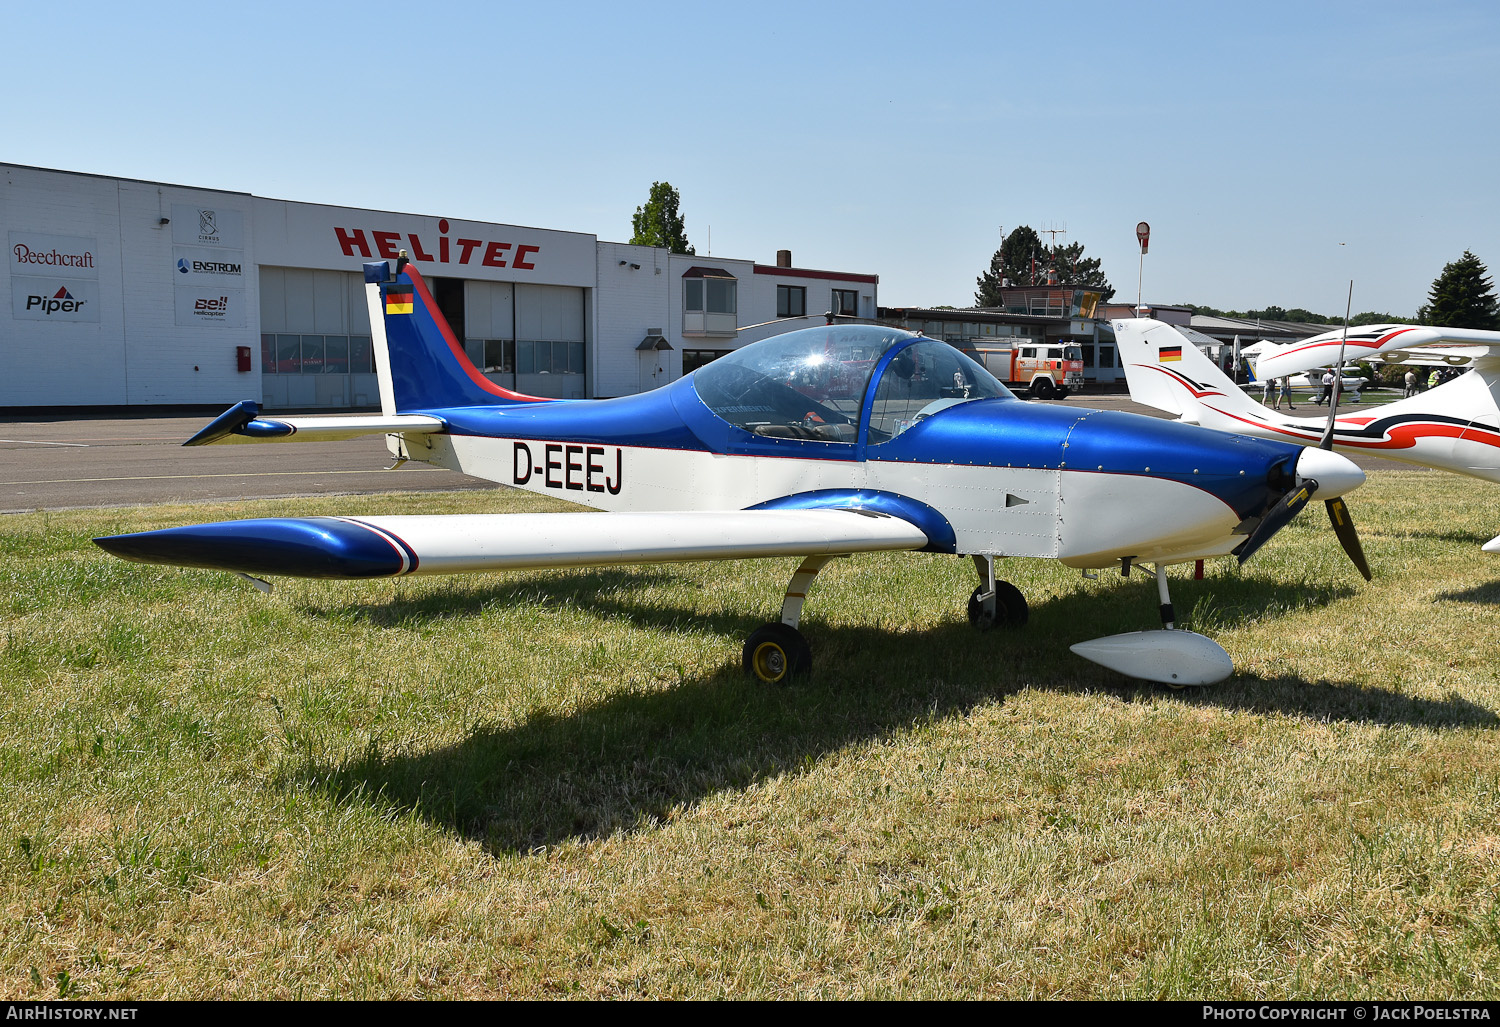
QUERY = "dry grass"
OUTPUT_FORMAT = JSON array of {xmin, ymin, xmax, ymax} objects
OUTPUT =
[{"xmin": 2, "ymin": 471, "xmax": 1499, "ymax": 999}]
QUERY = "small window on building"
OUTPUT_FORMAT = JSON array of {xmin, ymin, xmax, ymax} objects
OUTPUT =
[
  {"xmin": 483, "ymin": 339, "xmax": 514, "ymax": 373},
  {"xmin": 777, "ymin": 285, "xmax": 806, "ymax": 318},
  {"xmin": 682, "ymin": 350, "xmax": 728, "ymax": 375},
  {"xmin": 706, "ymin": 279, "xmax": 736, "ymax": 314},
  {"xmin": 261, "ymin": 334, "xmax": 276, "ymax": 373},
  {"xmin": 684, "ymin": 279, "xmax": 704, "ymax": 312},
  {"xmin": 832, "ymin": 289, "xmax": 857, "ymax": 316},
  {"xmin": 300, "ymin": 335, "xmax": 325, "ymax": 374},
  {"xmin": 350, "ymin": 335, "xmax": 373, "ymax": 374},
  {"xmin": 324, "ymin": 336, "xmax": 349, "ymax": 374},
  {"xmin": 275, "ymin": 334, "xmax": 301, "ymax": 374}
]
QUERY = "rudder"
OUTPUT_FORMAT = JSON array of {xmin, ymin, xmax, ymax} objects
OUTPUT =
[
  {"xmin": 363, "ymin": 259, "xmax": 547, "ymax": 414},
  {"xmin": 1114, "ymin": 318, "xmax": 1261, "ymax": 424}
]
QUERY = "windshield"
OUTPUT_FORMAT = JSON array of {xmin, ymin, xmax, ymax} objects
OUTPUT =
[
  {"xmin": 1064, "ymin": 346, "xmax": 1082, "ymax": 361},
  {"xmin": 692, "ymin": 325, "xmax": 909, "ymax": 442},
  {"xmin": 867, "ymin": 339, "xmax": 1013, "ymax": 443}
]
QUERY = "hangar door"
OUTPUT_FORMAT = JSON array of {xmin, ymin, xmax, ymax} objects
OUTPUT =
[
  {"xmin": 258, "ymin": 268, "xmax": 378, "ymax": 410},
  {"xmin": 464, "ymin": 281, "xmax": 586, "ymax": 399}
]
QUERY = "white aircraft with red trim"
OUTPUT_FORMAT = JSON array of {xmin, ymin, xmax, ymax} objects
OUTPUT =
[
  {"xmin": 92, "ymin": 259, "xmax": 1372, "ymax": 686},
  {"xmin": 1116, "ymin": 318, "xmax": 1500, "ymax": 551}
]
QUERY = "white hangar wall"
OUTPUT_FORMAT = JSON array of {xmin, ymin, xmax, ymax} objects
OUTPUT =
[
  {"xmin": 2, "ymin": 164, "xmax": 879, "ymax": 409},
  {"xmin": 1, "ymin": 165, "xmax": 258, "ymax": 407}
]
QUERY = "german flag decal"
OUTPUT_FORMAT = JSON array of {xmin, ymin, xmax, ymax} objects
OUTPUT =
[
  {"xmin": 385, "ymin": 289, "xmax": 414, "ymax": 315},
  {"xmin": 1159, "ymin": 346, "xmax": 1182, "ymax": 362}
]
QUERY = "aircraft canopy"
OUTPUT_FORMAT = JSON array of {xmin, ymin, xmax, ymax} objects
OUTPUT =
[{"xmin": 693, "ymin": 324, "xmax": 1012, "ymax": 444}]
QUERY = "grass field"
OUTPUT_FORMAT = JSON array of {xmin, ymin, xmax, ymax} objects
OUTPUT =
[{"xmin": 3, "ymin": 472, "xmax": 1499, "ymax": 999}]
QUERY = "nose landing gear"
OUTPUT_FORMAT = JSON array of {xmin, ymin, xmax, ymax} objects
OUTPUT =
[{"xmin": 968, "ymin": 554, "xmax": 1028, "ymax": 630}]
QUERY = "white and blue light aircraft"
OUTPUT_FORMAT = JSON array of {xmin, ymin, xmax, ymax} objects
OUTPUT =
[{"xmin": 94, "ymin": 259, "xmax": 1371, "ymax": 686}]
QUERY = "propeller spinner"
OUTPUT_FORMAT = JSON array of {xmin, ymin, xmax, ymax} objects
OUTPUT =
[{"xmin": 1235, "ymin": 446, "xmax": 1371, "ymax": 579}]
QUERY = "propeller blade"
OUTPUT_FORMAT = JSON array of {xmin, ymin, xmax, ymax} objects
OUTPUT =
[
  {"xmin": 1236, "ymin": 479, "xmax": 1318, "ymax": 567},
  {"xmin": 1325, "ymin": 495, "xmax": 1372, "ymax": 581}
]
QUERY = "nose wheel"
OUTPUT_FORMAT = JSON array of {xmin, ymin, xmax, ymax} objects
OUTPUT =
[{"xmin": 968, "ymin": 554, "xmax": 1028, "ymax": 630}]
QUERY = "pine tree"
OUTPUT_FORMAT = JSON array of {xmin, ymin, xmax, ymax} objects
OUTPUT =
[
  {"xmin": 975, "ymin": 226, "xmax": 1044, "ymax": 305},
  {"xmin": 1048, "ymin": 241, "xmax": 1115, "ymax": 301},
  {"xmin": 974, "ymin": 251, "xmax": 1008, "ymax": 307},
  {"xmin": 630, "ymin": 182, "xmax": 694, "ymax": 255},
  {"xmin": 975, "ymin": 226, "xmax": 1114, "ymax": 306},
  {"xmin": 1417, "ymin": 251, "xmax": 1500, "ymax": 329}
]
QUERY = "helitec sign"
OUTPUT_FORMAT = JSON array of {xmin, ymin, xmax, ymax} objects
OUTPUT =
[{"xmin": 334, "ymin": 218, "xmax": 541, "ymax": 271}]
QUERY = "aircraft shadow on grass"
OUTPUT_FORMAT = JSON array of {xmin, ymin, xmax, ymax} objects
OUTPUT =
[
  {"xmin": 1434, "ymin": 580, "xmax": 1500, "ymax": 605},
  {"xmin": 290, "ymin": 569, "xmax": 1497, "ymax": 853}
]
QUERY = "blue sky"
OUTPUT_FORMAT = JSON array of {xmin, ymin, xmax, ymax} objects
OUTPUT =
[{"xmin": 9, "ymin": 0, "xmax": 1498, "ymax": 317}]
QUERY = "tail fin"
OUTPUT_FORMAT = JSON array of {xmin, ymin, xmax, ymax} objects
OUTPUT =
[
  {"xmin": 1114, "ymin": 318, "xmax": 1263, "ymax": 425},
  {"xmin": 363, "ymin": 259, "xmax": 548, "ymax": 414}
]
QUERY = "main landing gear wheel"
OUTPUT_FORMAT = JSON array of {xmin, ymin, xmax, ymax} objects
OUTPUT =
[
  {"xmin": 743, "ymin": 623, "xmax": 811, "ymax": 684},
  {"xmin": 968, "ymin": 582, "xmax": 1028, "ymax": 630}
]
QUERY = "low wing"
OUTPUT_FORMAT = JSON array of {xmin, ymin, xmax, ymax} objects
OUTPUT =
[
  {"xmin": 1256, "ymin": 324, "xmax": 1500, "ymax": 378},
  {"xmin": 94, "ymin": 508, "xmax": 930, "ymax": 579},
  {"xmin": 183, "ymin": 400, "xmax": 445, "ymax": 446}
]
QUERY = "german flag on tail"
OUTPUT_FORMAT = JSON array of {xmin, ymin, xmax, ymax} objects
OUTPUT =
[
  {"xmin": 385, "ymin": 288, "xmax": 414, "ymax": 315},
  {"xmin": 1158, "ymin": 346, "xmax": 1182, "ymax": 362}
]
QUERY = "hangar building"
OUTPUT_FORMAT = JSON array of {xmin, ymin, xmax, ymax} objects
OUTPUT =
[{"xmin": 2, "ymin": 164, "xmax": 878, "ymax": 410}]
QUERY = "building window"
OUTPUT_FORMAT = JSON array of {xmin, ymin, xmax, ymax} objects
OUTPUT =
[
  {"xmin": 684, "ymin": 277, "xmax": 737, "ymax": 315},
  {"xmin": 682, "ymin": 350, "xmax": 729, "ymax": 375},
  {"xmin": 483, "ymin": 339, "xmax": 515, "ymax": 373},
  {"xmin": 262, "ymin": 334, "xmax": 372, "ymax": 374},
  {"xmin": 275, "ymin": 334, "xmax": 301, "ymax": 374},
  {"xmin": 832, "ymin": 289, "xmax": 857, "ymax": 316},
  {"xmin": 518, "ymin": 340, "xmax": 584, "ymax": 374},
  {"xmin": 350, "ymin": 336, "xmax": 373, "ymax": 373},
  {"xmin": 777, "ymin": 285, "xmax": 806, "ymax": 318}
]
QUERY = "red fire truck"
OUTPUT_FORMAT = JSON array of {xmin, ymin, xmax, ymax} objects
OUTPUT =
[{"xmin": 964, "ymin": 341, "xmax": 1086, "ymax": 399}]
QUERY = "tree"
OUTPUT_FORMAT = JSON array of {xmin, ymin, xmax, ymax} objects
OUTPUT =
[
  {"xmin": 630, "ymin": 181, "xmax": 694, "ymax": 255},
  {"xmin": 975, "ymin": 225, "xmax": 1114, "ymax": 305},
  {"xmin": 1416, "ymin": 250, "xmax": 1500, "ymax": 329},
  {"xmin": 1048, "ymin": 241, "xmax": 1115, "ymax": 301},
  {"xmin": 1349, "ymin": 311, "xmax": 1416, "ymax": 326}
]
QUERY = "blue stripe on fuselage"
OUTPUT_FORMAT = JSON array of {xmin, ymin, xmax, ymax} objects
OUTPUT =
[
  {"xmin": 422, "ymin": 377, "xmax": 1299, "ymax": 519},
  {"xmin": 867, "ymin": 401, "xmax": 1299, "ymax": 519}
]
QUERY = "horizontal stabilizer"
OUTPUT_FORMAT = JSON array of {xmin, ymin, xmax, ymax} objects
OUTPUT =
[
  {"xmin": 94, "ymin": 508, "xmax": 930, "ymax": 580},
  {"xmin": 184, "ymin": 403, "xmax": 445, "ymax": 446}
]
